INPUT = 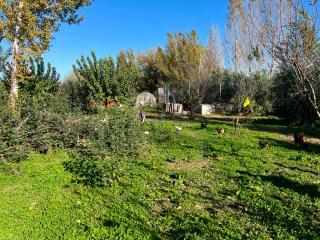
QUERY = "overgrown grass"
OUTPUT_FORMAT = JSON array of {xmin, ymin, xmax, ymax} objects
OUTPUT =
[{"xmin": 0, "ymin": 118, "xmax": 319, "ymax": 239}]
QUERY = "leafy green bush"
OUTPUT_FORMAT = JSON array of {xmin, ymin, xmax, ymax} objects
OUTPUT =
[
  {"xmin": 62, "ymin": 106, "xmax": 147, "ymax": 187},
  {"xmin": 64, "ymin": 152, "xmax": 130, "ymax": 187},
  {"xmin": 106, "ymin": 107, "xmax": 146, "ymax": 159},
  {"xmin": 0, "ymin": 90, "xmax": 75, "ymax": 162}
]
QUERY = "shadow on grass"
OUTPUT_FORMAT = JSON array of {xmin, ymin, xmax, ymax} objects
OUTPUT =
[
  {"xmin": 146, "ymin": 114, "xmax": 235, "ymax": 127},
  {"xmin": 257, "ymin": 136, "xmax": 320, "ymax": 154},
  {"xmin": 237, "ymin": 170, "xmax": 320, "ymax": 198},
  {"xmin": 274, "ymin": 162, "xmax": 319, "ymax": 176},
  {"xmin": 248, "ymin": 118, "xmax": 320, "ymax": 139},
  {"xmin": 262, "ymin": 174, "xmax": 320, "ymax": 198},
  {"xmin": 251, "ymin": 118, "xmax": 286, "ymax": 125}
]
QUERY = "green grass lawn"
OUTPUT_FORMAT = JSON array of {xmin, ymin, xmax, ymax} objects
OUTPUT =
[{"xmin": 0, "ymin": 118, "xmax": 319, "ymax": 239}]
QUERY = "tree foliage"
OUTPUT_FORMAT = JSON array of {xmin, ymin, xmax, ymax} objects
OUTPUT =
[
  {"xmin": 274, "ymin": 6, "xmax": 320, "ymax": 121},
  {"xmin": 137, "ymin": 50, "xmax": 165, "ymax": 92},
  {"xmin": 19, "ymin": 58, "xmax": 60, "ymax": 97},
  {"xmin": 0, "ymin": 0, "xmax": 92, "ymax": 107},
  {"xmin": 156, "ymin": 31, "xmax": 203, "ymax": 87},
  {"xmin": 61, "ymin": 72, "xmax": 89, "ymax": 111},
  {"xmin": 73, "ymin": 51, "xmax": 138, "ymax": 107}
]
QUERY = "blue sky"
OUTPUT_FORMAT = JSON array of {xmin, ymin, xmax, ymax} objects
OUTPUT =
[{"xmin": 44, "ymin": 0, "xmax": 229, "ymax": 79}]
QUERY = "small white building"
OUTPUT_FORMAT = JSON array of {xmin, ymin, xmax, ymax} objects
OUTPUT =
[{"xmin": 135, "ymin": 92, "xmax": 157, "ymax": 107}]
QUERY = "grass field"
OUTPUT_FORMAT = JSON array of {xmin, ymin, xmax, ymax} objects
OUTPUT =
[{"xmin": 0, "ymin": 117, "xmax": 319, "ymax": 239}]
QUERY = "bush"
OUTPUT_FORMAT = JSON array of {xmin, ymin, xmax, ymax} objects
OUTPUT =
[
  {"xmin": 0, "ymin": 90, "xmax": 78, "ymax": 162},
  {"xmin": 63, "ymin": 106, "xmax": 147, "ymax": 187},
  {"xmin": 106, "ymin": 107, "xmax": 146, "ymax": 159},
  {"xmin": 64, "ymin": 152, "xmax": 129, "ymax": 187},
  {"xmin": 0, "ymin": 109, "xmax": 31, "ymax": 162}
]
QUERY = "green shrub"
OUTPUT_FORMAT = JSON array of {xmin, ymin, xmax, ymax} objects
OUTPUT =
[
  {"xmin": 0, "ymin": 92, "xmax": 75, "ymax": 161},
  {"xmin": 0, "ymin": 109, "xmax": 31, "ymax": 162},
  {"xmin": 63, "ymin": 106, "xmax": 147, "ymax": 187},
  {"xmin": 106, "ymin": 107, "xmax": 146, "ymax": 159},
  {"xmin": 272, "ymin": 70, "xmax": 317, "ymax": 123},
  {"xmin": 64, "ymin": 152, "xmax": 129, "ymax": 187}
]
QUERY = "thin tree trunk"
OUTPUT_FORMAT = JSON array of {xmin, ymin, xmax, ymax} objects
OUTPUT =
[
  {"xmin": 9, "ymin": 38, "xmax": 19, "ymax": 108},
  {"xmin": 315, "ymin": 110, "xmax": 320, "ymax": 120},
  {"xmin": 9, "ymin": 1, "xmax": 23, "ymax": 109},
  {"xmin": 308, "ymin": 92, "xmax": 320, "ymax": 120}
]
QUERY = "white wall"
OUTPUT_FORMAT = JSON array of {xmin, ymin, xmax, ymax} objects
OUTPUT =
[{"xmin": 201, "ymin": 104, "xmax": 215, "ymax": 115}]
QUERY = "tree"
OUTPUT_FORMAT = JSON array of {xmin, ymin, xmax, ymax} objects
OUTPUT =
[
  {"xmin": 156, "ymin": 31, "xmax": 203, "ymax": 88},
  {"xmin": 155, "ymin": 31, "xmax": 205, "ymax": 113},
  {"xmin": 73, "ymin": 52, "xmax": 114, "ymax": 106},
  {"xmin": 201, "ymin": 26, "xmax": 225, "ymax": 102},
  {"xmin": 272, "ymin": 69, "xmax": 316, "ymax": 122},
  {"xmin": 275, "ymin": 4, "xmax": 320, "ymax": 120},
  {"xmin": 116, "ymin": 50, "xmax": 139, "ymax": 99},
  {"xmin": 226, "ymin": 0, "xmax": 295, "ymax": 75},
  {"xmin": 0, "ymin": 0, "xmax": 92, "ymax": 108},
  {"xmin": 137, "ymin": 49, "xmax": 165, "ymax": 92},
  {"xmin": 73, "ymin": 51, "xmax": 138, "ymax": 108},
  {"xmin": 19, "ymin": 58, "xmax": 60, "ymax": 96},
  {"xmin": 61, "ymin": 71, "xmax": 89, "ymax": 110}
]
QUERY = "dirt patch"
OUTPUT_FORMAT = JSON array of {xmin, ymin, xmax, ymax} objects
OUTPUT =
[
  {"xmin": 151, "ymin": 198, "xmax": 173, "ymax": 213},
  {"xmin": 166, "ymin": 160, "xmax": 209, "ymax": 171}
]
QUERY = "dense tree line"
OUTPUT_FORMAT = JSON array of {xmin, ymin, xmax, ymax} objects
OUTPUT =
[{"xmin": 0, "ymin": 0, "xmax": 319, "ymax": 124}]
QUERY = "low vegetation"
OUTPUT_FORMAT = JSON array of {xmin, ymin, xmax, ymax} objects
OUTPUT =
[{"xmin": 0, "ymin": 117, "xmax": 319, "ymax": 239}]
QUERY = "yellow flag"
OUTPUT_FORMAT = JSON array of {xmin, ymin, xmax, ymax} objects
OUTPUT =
[{"xmin": 242, "ymin": 97, "xmax": 250, "ymax": 108}]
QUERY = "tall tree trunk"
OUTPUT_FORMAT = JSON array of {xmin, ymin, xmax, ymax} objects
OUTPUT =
[
  {"xmin": 9, "ymin": 1, "xmax": 23, "ymax": 109},
  {"xmin": 9, "ymin": 38, "xmax": 19, "ymax": 108}
]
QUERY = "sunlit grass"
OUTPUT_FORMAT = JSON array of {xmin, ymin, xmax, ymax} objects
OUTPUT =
[{"xmin": 0, "ymin": 118, "xmax": 319, "ymax": 239}]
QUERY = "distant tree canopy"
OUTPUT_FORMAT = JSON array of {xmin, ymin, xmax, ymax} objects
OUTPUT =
[
  {"xmin": 156, "ymin": 31, "xmax": 203, "ymax": 88},
  {"xmin": 137, "ymin": 30, "xmax": 225, "ymax": 112},
  {"xmin": 224, "ymin": 0, "xmax": 320, "ymax": 121},
  {"xmin": 137, "ymin": 50, "xmax": 165, "ymax": 93}
]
